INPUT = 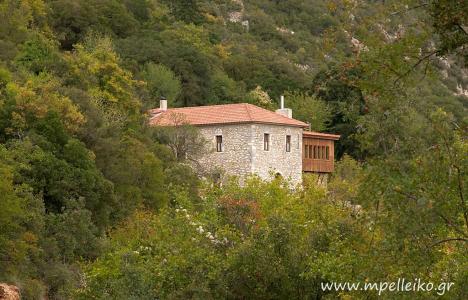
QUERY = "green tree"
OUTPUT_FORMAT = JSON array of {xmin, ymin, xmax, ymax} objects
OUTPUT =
[
  {"xmin": 97, "ymin": 133, "xmax": 168, "ymax": 218},
  {"xmin": 0, "ymin": 72, "xmax": 85, "ymax": 141},
  {"xmin": 78, "ymin": 176, "xmax": 369, "ymax": 299},
  {"xmin": 48, "ymin": 0, "xmax": 138, "ymax": 50},
  {"xmin": 0, "ymin": 0, "xmax": 48, "ymax": 61},
  {"xmin": 283, "ymin": 91, "xmax": 331, "ymax": 131},
  {"xmin": 139, "ymin": 63, "xmax": 181, "ymax": 109},
  {"xmin": 312, "ymin": 66, "xmax": 366, "ymax": 159},
  {"xmin": 65, "ymin": 35, "xmax": 140, "ymax": 125},
  {"xmin": 14, "ymin": 33, "xmax": 63, "ymax": 74},
  {"xmin": 162, "ymin": 0, "xmax": 203, "ymax": 24},
  {"xmin": 0, "ymin": 146, "xmax": 43, "ymax": 280}
]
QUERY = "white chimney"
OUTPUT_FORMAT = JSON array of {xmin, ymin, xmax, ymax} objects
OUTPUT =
[
  {"xmin": 160, "ymin": 96, "xmax": 167, "ymax": 111},
  {"xmin": 276, "ymin": 95, "xmax": 292, "ymax": 118}
]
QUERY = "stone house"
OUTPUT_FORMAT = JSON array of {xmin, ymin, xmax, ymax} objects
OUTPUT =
[{"xmin": 149, "ymin": 98, "xmax": 339, "ymax": 185}]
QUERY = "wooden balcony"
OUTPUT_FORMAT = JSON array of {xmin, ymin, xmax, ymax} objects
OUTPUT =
[{"xmin": 302, "ymin": 131, "xmax": 340, "ymax": 173}]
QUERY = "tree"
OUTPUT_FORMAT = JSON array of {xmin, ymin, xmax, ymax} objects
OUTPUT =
[
  {"xmin": 0, "ymin": 72, "xmax": 85, "ymax": 141},
  {"xmin": 14, "ymin": 33, "xmax": 63, "ymax": 74},
  {"xmin": 247, "ymin": 85, "xmax": 274, "ymax": 109},
  {"xmin": 0, "ymin": 0, "xmax": 48, "ymax": 61},
  {"xmin": 139, "ymin": 63, "xmax": 181, "ymax": 109},
  {"xmin": 283, "ymin": 91, "xmax": 331, "ymax": 131},
  {"xmin": 65, "ymin": 35, "xmax": 140, "ymax": 126},
  {"xmin": 161, "ymin": 0, "xmax": 203, "ymax": 24},
  {"xmin": 0, "ymin": 146, "xmax": 44, "ymax": 282},
  {"xmin": 48, "ymin": 0, "xmax": 138, "ymax": 50},
  {"xmin": 153, "ymin": 113, "xmax": 208, "ymax": 164},
  {"xmin": 312, "ymin": 66, "xmax": 366, "ymax": 159},
  {"xmin": 97, "ymin": 133, "xmax": 168, "ymax": 218},
  {"xmin": 78, "ymin": 176, "xmax": 370, "ymax": 299}
]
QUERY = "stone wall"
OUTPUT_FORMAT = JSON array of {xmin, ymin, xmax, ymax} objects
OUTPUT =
[
  {"xmin": 250, "ymin": 124, "xmax": 303, "ymax": 185},
  {"xmin": 197, "ymin": 124, "xmax": 253, "ymax": 179},
  {"xmin": 196, "ymin": 123, "xmax": 303, "ymax": 185}
]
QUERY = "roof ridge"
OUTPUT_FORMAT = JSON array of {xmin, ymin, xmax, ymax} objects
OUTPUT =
[
  {"xmin": 244, "ymin": 103, "xmax": 253, "ymax": 122},
  {"xmin": 160, "ymin": 103, "xmax": 246, "ymax": 112},
  {"xmin": 247, "ymin": 102, "xmax": 299, "ymax": 122}
]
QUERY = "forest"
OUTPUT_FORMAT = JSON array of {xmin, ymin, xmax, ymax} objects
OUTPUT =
[{"xmin": 0, "ymin": 0, "xmax": 466, "ymax": 299}]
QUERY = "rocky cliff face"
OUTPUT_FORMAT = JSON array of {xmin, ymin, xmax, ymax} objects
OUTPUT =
[{"xmin": 0, "ymin": 284, "xmax": 20, "ymax": 300}]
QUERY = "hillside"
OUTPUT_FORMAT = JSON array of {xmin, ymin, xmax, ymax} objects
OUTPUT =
[{"xmin": 0, "ymin": 0, "xmax": 467, "ymax": 299}]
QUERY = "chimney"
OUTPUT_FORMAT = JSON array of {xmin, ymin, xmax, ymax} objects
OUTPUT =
[
  {"xmin": 275, "ymin": 95, "xmax": 292, "ymax": 118},
  {"xmin": 160, "ymin": 96, "xmax": 167, "ymax": 111}
]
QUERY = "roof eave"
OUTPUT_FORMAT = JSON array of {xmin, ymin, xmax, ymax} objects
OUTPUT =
[
  {"xmin": 195, "ymin": 121, "xmax": 309, "ymax": 128},
  {"xmin": 303, "ymin": 131, "xmax": 341, "ymax": 140}
]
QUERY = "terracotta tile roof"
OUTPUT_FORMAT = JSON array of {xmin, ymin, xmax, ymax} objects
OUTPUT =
[
  {"xmin": 149, "ymin": 103, "xmax": 309, "ymax": 128},
  {"xmin": 303, "ymin": 131, "xmax": 340, "ymax": 140}
]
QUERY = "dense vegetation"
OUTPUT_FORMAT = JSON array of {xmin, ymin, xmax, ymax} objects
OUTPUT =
[{"xmin": 0, "ymin": 0, "xmax": 466, "ymax": 299}]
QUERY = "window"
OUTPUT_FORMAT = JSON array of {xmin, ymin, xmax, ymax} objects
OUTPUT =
[
  {"xmin": 264, "ymin": 133, "xmax": 270, "ymax": 151},
  {"xmin": 313, "ymin": 146, "xmax": 317, "ymax": 159},
  {"xmin": 326, "ymin": 146, "xmax": 329, "ymax": 160},
  {"xmin": 309, "ymin": 145, "xmax": 313, "ymax": 158},
  {"xmin": 286, "ymin": 135, "xmax": 291, "ymax": 152},
  {"xmin": 216, "ymin": 135, "xmax": 223, "ymax": 152},
  {"xmin": 304, "ymin": 144, "xmax": 309, "ymax": 158}
]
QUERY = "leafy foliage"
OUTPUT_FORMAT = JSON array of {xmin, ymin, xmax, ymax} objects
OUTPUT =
[
  {"xmin": 77, "ymin": 178, "xmax": 366, "ymax": 299},
  {"xmin": 139, "ymin": 63, "xmax": 182, "ymax": 109}
]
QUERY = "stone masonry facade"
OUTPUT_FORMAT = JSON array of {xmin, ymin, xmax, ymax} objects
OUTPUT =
[{"xmin": 196, "ymin": 123, "xmax": 303, "ymax": 185}]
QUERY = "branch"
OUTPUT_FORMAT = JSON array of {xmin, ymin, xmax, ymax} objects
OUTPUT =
[
  {"xmin": 436, "ymin": 127, "xmax": 468, "ymax": 230},
  {"xmin": 422, "ymin": 58, "xmax": 431, "ymax": 80},
  {"xmin": 454, "ymin": 164, "xmax": 468, "ymax": 230},
  {"xmin": 456, "ymin": 24, "xmax": 468, "ymax": 36},
  {"xmin": 394, "ymin": 51, "xmax": 437, "ymax": 85},
  {"xmin": 390, "ymin": 2, "xmax": 429, "ymax": 16},
  {"xmin": 393, "ymin": 188, "xmax": 418, "ymax": 201},
  {"xmin": 429, "ymin": 237, "xmax": 468, "ymax": 248},
  {"xmin": 381, "ymin": 62, "xmax": 404, "ymax": 78},
  {"xmin": 369, "ymin": 191, "xmax": 385, "ymax": 249},
  {"xmin": 435, "ymin": 212, "xmax": 468, "ymax": 238},
  {"xmin": 395, "ymin": 189, "xmax": 468, "ymax": 236}
]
